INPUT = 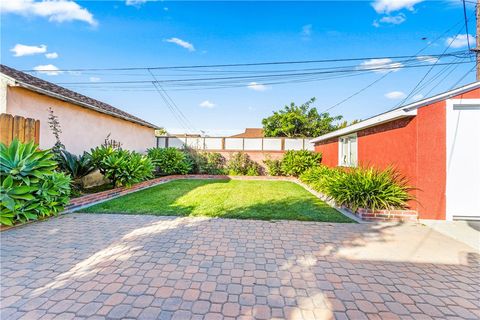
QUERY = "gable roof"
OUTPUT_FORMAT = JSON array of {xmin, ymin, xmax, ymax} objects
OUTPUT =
[
  {"xmin": 230, "ymin": 128, "xmax": 264, "ymax": 138},
  {"xmin": 0, "ymin": 64, "xmax": 158, "ymax": 129},
  {"xmin": 311, "ymin": 81, "xmax": 480, "ymax": 143}
]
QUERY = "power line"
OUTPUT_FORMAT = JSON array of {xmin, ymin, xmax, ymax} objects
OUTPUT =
[
  {"xmin": 462, "ymin": 0, "xmax": 472, "ymax": 51},
  {"xmin": 21, "ymin": 51, "xmax": 470, "ymax": 73},
  {"xmin": 147, "ymin": 69, "xmax": 196, "ymax": 133},
  {"xmin": 319, "ymin": 15, "xmax": 473, "ymax": 114},
  {"xmin": 394, "ymin": 23, "xmax": 468, "ymax": 109},
  {"xmin": 55, "ymin": 60, "xmax": 473, "ymax": 86}
]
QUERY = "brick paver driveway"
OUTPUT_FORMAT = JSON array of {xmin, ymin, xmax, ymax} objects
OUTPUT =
[{"xmin": 1, "ymin": 214, "xmax": 479, "ymax": 320}]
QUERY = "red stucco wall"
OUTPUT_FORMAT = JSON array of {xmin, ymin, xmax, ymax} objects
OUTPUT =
[
  {"xmin": 416, "ymin": 101, "xmax": 446, "ymax": 220},
  {"xmin": 357, "ymin": 118, "xmax": 418, "ymax": 210},
  {"xmin": 314, "ymin": 138, "xmax": 338, "ymax": 167},
  {"xmin": 314, "ymin": 114, "xmax": 437, "ymax": 217}
]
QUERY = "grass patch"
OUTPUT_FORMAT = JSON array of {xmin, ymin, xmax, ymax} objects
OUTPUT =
[{"xmin": 81, "ymin": 179, "xmax": 353, "ymax": 223}]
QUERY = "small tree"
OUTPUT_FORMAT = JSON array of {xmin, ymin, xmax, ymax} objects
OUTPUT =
[
  {"xmin": 47, "ymin": 107, "xmax": 65, "ymax": 154},
  {"xmin": 262, "ymin": 97, "xmax": 343, "ymax": 138}
]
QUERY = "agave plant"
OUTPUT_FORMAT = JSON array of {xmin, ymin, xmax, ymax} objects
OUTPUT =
[
  {"xmin": 0, "ymin": 139, "xmax": 57, "ymax": 185},
  {"xmin": 0, "ymin": 175, "xmax": 39, "ymax": 225},
  {"xmin": 57, "ymin": 150, "xmax": 95, "ymax": 180},
  {"xmin": 0, "ymin": 139, "xmax": 71, "ymax": 226}
]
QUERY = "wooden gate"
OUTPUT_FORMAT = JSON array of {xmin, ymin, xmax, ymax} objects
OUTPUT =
[{"xmin": 0, "ymin": 113, "xmax": 40, "ymax": 145}]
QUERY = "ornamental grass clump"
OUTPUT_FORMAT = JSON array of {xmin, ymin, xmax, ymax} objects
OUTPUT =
[
  {"xmin": 299, "ymin": 165, "xmax": 339, "ymax": 193},
  {"xmin": 0, "ymin": 139, "xmax": 71, "ymax": 226},
  {"xmin": 324, "ymin": 166, "xmax": 414, "ymax": 212}
]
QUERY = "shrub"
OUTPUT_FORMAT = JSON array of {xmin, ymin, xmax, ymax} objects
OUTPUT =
[
  {"xmin": 0, "ymin": 139, "xmax": 71, "ymax": 226},
  {"xmin": 184, "ymin": 149, "xmax": 226, "ymax": 175},
  {"xmin": 147, "ymin": 147, "xmax": 191, "ymax": 176},
  {"xmin": 199, "ymin": 152, "xmax": 226, "ymax": 175},
  {"xmin": 57, "ymin": 150, "xmax": 95, "ymax": 180},
  {"xmin": 325, "ymin": 167, "xmax": 413, "ymax": 212},
  {"xmin": 227, "ymin": 152, "xmax": 261, "ymax": 176},
  {"xmin": 91, "ymin": 146, "xmax": 153, "ymax": 187},
  {"xmin": 263, "ymin": 159, "xmax": 283, "ymax": 176},
  {"xmin": 281, "ymin": 150, "xmax": 322, "ymax": 177}
]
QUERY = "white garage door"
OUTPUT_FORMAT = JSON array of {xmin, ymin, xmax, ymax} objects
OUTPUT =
[{"xmin": 446, "ymin": 99, "xmax": 480, "ymax": 221}]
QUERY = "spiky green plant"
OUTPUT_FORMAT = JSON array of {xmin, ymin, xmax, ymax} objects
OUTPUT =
[
  {"xmin": 0, "ymin": 139, "xmax": 71, "ymax": 226},
  {"xmin": 324, "ymin": 166, "xmax": 414, "ymax": 212}
]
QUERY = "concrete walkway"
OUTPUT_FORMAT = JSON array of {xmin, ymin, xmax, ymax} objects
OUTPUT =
[{"xmin": 1, "ymin": 214, "xmax": 479, "ymax": 319}]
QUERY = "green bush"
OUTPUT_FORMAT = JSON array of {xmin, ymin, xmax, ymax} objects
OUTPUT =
[
  {"xmin": 263, "ymin": 159, "xmax": 283, "ymax": 176},
  {"xmin": 324, "ymin": 167, "xmax": 413, "ymax": 212},
  {"xmin": 57, "ymin": 150, "xmax": 95, "ymax": 180},
  {"xmin": 183, "ymin": 148, "xmax": 225, "ymax": 175},
  {"xmin": 199, "ymin": 152, "xmax": 226, "ymax": 175},
  {"xmin": 281, "ymin": 150, "xmax": 322, "ymax": 177},
  {"xmin": 91, "ymin": 146, "xmax": 153, "ymax": 187},
  {"xmin": 147, "ymin": 147, "xmax": 191, "ymax": 176},
  {"xmin": 0, "ymin": 139, "xmax": 71, "ymax": 226},
  {"xmin": 227, "ymin": 152, "xmax": 261, "ymax": 176}
]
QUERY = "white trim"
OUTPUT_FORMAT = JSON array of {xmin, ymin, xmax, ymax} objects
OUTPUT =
[
  {"xmin": 311, "ymin": 81, "xmax": 480, "ymax": 143},
  {"xmin": 312, "ymin": 108, "xmax": 417, "ymax": 143},
  {"xmin": 0, "ymin": 74, "xmax": 15, "ymax": 114},
  {"xmin": 338, "ymin": 133, "xmax": 358, "ymax": 167},
  {"xmin": 445, "ymin": 98, "xmax": 480, "ymax": 222}
]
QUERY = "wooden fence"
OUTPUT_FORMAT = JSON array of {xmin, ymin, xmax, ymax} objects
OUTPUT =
[{"xmin": 0, "ymin": 113, "xmax": 40, "ymax": 145}]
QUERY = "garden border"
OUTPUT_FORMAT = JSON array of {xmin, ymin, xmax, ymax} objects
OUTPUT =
[{"xmin": 68, "ymin": 175, "xmax": 418, "ymax": 222}]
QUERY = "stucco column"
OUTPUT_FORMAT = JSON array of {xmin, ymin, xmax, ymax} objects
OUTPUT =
[{"xmin": 0, "ymin": 76, "xmax": 14, "ymax": 114}]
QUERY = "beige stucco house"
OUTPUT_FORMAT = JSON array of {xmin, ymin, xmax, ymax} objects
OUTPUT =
[{"xmin": 0, "ymin": 64, "xmax": 158, "ymax": 154}]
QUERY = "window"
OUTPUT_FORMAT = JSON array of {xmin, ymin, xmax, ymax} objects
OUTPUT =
[{"xmin": 338, "ymin": 134, "xmax": 358, "ymax": 167}]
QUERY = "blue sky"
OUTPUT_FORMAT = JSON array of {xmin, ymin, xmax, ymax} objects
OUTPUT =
[{"xmin": 1, "ymin": 0, "xmax": 477, "ymax": 135}]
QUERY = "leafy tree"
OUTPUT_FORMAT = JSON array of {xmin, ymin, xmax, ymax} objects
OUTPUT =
[
  {"xmin": 262, "ymin": 98, "xmax": 343, "ymax": 137},
  {"xmin": 336, "ymin": 119, "xmax": 362, "ymax": 129}
]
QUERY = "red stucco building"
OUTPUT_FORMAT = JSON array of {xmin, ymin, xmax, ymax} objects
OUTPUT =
[{"xmin": 311, "ymin": 82, "xmax": 480, "ymax": 221}]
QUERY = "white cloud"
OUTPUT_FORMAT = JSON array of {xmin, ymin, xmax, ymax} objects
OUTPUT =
[
  {"xmin": 358, "ymin": 58, "xmax": 404, "ymax": 74},
  {"xmin": 446, "ymin": 34, "xmax": 475, "ymax": 49},
  {"xmin": 125, "ymin": 0, "xmax": 149, "ymax": 6},
  {"xmin": 1, "ymin": 0, "xmax": 97, "ymax": 26},
  {"xmin": 33, "ymin": 64, "xmax": 62, "ymax": 76},
  {"xmin": 165, "ymin": 37, "xmax": 195, "ymax": 51},
  {"xmin": 371, "ymin": 0, "xmax": 424, "ymax": 14},
  {"xmin": 199, "ymin": 100, "xmax": 215, "ymax": 109},
  {"xmin": 247, "ymin": 82, "xmax": 269, "ymax": 91},
  {"xmin": 89, "ymin": 76, "xmax": 101, "ymax": 82},
  {"xmin": 379, "ymin": 13, "xmax": 406, "ymax": 25},
  {"xmin": 45, "ymin": 52, "xmax": 58, "ymax": 59},
  {"xmin": 301, "ymin": 24, "xmax": 312, "ymax": 37},
  {"xmin": 10, "ymin": 44, "xmax": 46, "ymax": 57},
  {"xmin": 416, "ymin": 55, "xmax": 438, "ymax": 64},
  {"xmin": 385, "ymin": 91, "xmax": 406, "ymax": 99}
]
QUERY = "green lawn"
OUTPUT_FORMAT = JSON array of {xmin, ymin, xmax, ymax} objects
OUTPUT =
[{"xmin": 81, "ymin": 179, "xmax": 353, "ymax": 223}]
